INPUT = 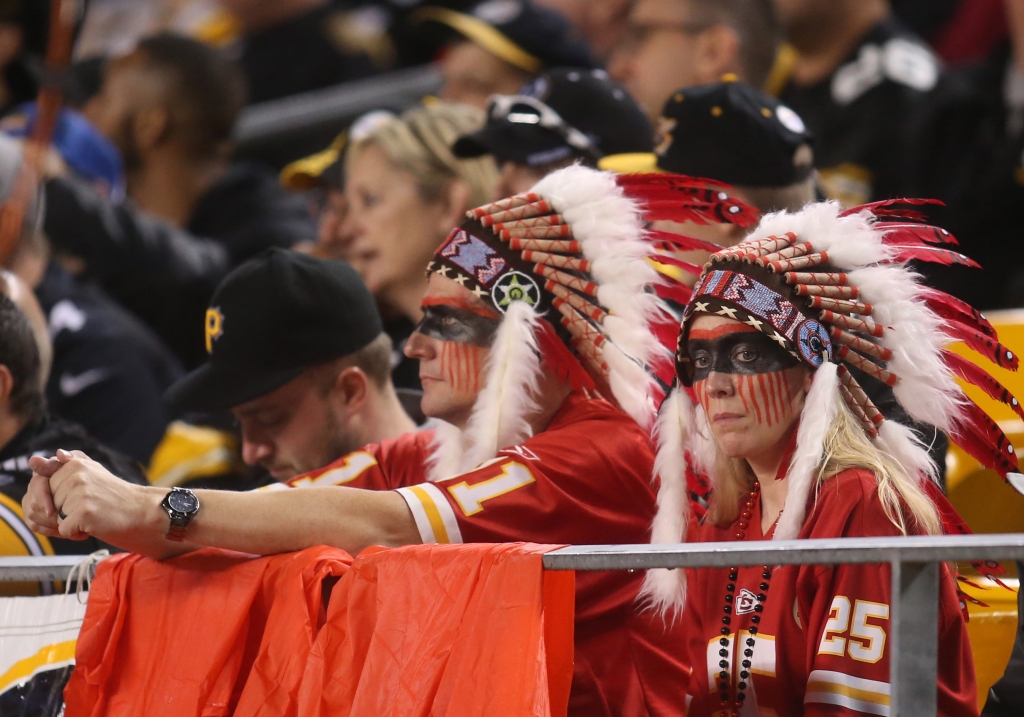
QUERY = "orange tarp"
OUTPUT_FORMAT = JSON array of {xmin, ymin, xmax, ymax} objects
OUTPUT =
[{"xmin": 65, "ymin": 543, "xmax": 574, "ymax": 717}]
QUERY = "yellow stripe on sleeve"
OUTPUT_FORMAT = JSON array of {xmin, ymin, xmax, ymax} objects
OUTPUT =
[{"xmin": 407, "ymin": 485, "xmax": 451, "ymax": 544}]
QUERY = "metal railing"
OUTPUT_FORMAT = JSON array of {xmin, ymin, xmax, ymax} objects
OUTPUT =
[
  {"xmin": 545, "ymin": 533, "xmax": 1024, "ymax": 717},
  {"xmin": 232, "ymin": 65, "xmax": 442, "ymax": 168},
  {"xmin": 0, "ymin": 554, "xmax": 91, "ymax": 582},
  {"xmin": 3, "ymin": 534, "xmax": 1022, "ymax": 717}
]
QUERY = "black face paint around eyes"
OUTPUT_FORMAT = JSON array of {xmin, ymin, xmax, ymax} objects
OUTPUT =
[
  {"xmin": 686, "ymin": 331, "xmax": 800, "ymax": 383},
  {"xmin": 413, "ymin": 305, "xmax": 500, "ymax": 347}
]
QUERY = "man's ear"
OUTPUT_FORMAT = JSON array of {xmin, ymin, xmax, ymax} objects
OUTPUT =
[
  {"xmin": 0, "ymin": 24, "xmax": 23, "ymax": 69},
  {"xmin": 693, "ymin": 25, "xmax": 741, "ymax": 84},
  {"xmin": 334, "ymin": 366, "xmax": 370, "ymax": 413},
  {"xmin": 802, "ymin": 366, "xmax": 815, "ymax": 394},
  {"xmin": 434, "ymin": 180, "xmax": 472, "ymax": 236},
  {"xmin": 134, "ymin": 105, "xmax": 170, "ymax": 152},
  {"xmin": 0, "ymin": 365, "xmax": 14, "ymax": 408}
]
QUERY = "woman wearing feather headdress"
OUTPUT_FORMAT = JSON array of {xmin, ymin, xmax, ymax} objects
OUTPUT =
[{"xmin": 643, "ymin": 199, "xmax": 1022, "ymax": 716}]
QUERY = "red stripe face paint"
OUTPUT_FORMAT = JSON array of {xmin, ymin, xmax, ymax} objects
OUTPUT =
[
  {"xmin": 686, "ymin": 315, "xmax": 809, "ymax": 460},
  {"xmin": 695, "ymin": 368, "xmax": 805, "ymax": 431},
  {"xmin": 440, "ymin": 341, "xmax": 486, "ymax": 394}
]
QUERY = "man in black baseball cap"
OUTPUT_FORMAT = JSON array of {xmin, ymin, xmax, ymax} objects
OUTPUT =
[
  {"xmin": 165, "ymin": 248, "xmax": 416, "ymax": 481},
  {"xmin": 415, "ymin": 0, "xmax": 596, "ymax": 109},
  {"xmin": 602, "ymin": 77, "xmax": 816, "ymax": 273},
  {"xmin": 453, "ymin": 67, "xmax": 653, "ymax": 197}
]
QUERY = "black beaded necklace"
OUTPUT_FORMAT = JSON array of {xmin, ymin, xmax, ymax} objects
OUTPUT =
[{"xmin": 716, "ymin": 482, "xmax": 776, "ymax": 717}]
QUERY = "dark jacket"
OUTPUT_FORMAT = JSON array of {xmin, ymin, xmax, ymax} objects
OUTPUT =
[
  {"xmin": 0, "ymin": 414, "xmax": 147, "ymax": 559},
  {"xmin": 907, "ymin": 42, "xmax": 1024, "ymax": 310},
  {"xmin": 779, "ymin": 17, "xmax": 942, "ymax": 205},
  {"xmin": 43, "ymin": 162, "xmax": 316, "ymax": 368},
  {"xmin": 36, "ymin": 261, "xmax": 184, "ymax": 464}
]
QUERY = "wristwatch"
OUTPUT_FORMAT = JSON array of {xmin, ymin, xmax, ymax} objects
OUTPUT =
[{"xmin": 160, "ymin": 487, "xmax": 200, "ymax": 541}]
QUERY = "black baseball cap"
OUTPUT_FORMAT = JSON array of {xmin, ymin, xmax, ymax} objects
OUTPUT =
[
  {"xmin": 452, "ymin": 68, "xmax": 653, "ymax": 167},
  {"xmin": 165, "ymin": 248, "xmax": 383, "ymax": 412},
  {"xmin": 601, "ymin": 77, "xmax": 814, "ymax": 187},
  {"xmin": 414, "ymin": 0, "xmax": 596, "ymax": 74}
]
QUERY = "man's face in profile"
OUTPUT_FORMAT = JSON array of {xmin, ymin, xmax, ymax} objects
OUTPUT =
[{"xmin": 404, "ymin": 274, "xmax": 499, "ymax": 427}]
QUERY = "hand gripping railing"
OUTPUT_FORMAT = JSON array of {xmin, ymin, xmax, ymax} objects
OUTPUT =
[
  {"xmin": 3, "ymin": 534, "xmax": 1022, "ymax": 716},
  {"xmin": 544, "ymin": 533, "xmax": 1024, "ymax": 717}
]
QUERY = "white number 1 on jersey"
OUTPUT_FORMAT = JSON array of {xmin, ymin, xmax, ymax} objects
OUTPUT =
[{"xmin": 448, "ymin": 462, "xmax": 536, "ymax": 516}]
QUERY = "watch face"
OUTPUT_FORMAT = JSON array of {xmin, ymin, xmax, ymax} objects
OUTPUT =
[{"xmin": 167, "ymin": 490, "xmax": 198, "ymax": 513}]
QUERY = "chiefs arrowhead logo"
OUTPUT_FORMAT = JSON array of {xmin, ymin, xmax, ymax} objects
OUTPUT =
[{"xmin": 735, "ymin": 588, "xmax": 759, "ymax": 615}]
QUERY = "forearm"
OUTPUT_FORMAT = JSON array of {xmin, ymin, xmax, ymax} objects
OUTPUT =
[{"xmin": 110, "ymin": 485, "xmax": 420, "ymax": 561}]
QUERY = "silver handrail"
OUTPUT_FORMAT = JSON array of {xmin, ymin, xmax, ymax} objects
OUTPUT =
[
  {"xmin": 3, "ymin": 534, "xmax": 1021, "ymax": 717},
  {"xmin": 545, "ymin": 533, "xmax": 1024, "ymax": 717},
  {"xmin": 0, "ymin": 554, "xmax": 98, "ymax": 582}
]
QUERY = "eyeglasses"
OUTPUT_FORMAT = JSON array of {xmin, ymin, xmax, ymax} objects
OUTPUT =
[
  {"xmin": 486, "ymin": 94, "xmax": 603, "ymax": 161},
  {"xmin": 616, "ymin": 21, "xmax": 713, "ymax": 55}
]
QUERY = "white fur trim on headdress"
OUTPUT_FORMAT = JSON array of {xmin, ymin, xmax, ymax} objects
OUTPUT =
[
  {"xmin": 876, "ymin": 419, "xmax": 939, "ymax": 484},
  {"xmin": 850, "ymin": 265, "xmax": 964, "ymax": 433},
  {"xmin": 641, "ymin": 387, "xmax": 692, "ymax": 615},
  {"xmin": 774, "ymin": 361, "xmax": 839, "ymax": 541},
  {"xmin": 427, "ymin": 301, "xmax": 544, "ymax": 480},
  {"xmin": 426, "ymin": 420, "xmax": 465, "ymax": 483},
  {"xmin": 748, "ymin": 203, "xmax": 965, "ymax": 435},
  {"xmin": 531, "ymin": 165, "xmax": 667, "ymax": 429}
]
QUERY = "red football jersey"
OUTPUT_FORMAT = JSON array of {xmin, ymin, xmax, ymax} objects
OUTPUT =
[
  {"xmin": 682, "ymin": 469, "xmax": 978, "ymax": 717},
  {"xmin": 277, "ymin": 392, "xmax": 690, "ymax": 717}
]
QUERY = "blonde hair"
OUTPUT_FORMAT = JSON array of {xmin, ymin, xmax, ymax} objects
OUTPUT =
[
  {"xmin": 707, "ymin": 393, "xmax": 941, "ymax": 536},
  {"xmin": 346, "ymin": 103, "xmax": 497, "ymax": 208}
]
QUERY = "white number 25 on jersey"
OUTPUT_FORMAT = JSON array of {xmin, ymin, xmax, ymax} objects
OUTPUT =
[{"xmin": 818, "ymin": 595, "xmax": 890, "ymax": 663}]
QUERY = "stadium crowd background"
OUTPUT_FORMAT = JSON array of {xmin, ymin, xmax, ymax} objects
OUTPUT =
[{"xmin": 1, "ymin": 0, "xmax": 1024, "ymax": 714}]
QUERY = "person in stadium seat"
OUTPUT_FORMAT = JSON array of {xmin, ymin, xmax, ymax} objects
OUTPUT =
[
  {"xmin": 0, "ymin": 131, "xmax": 183, "ymax": 466},
  {"xmin": 602, "ymin": 78, "xmax": 816, "ymax": 280},
  {"xmin": 772, "ymin": 0, "xmax": 942, "ymax": 205},
  {"xmin": 903, "ymin": 0, "xmax": 1024, "ymax": 311},
  {"xmin": 20, "ymin": 164, "xmax": 753, "ymax": 716},
  {"xmin": 41, "ymin": 33, "xmax": 315, "ymax": 369},
  {"xmin": 607, "ymin": 0, "xmax": 782, "ymax": 122},
  {"xmin": 336, "ymin": 103, "xmax": 497, "ymax": 392},
  {"xmin": 0, "ymin": 274, "xmax": 146, "ymax": 566},
  {"xmin": 163, "ymin": 248, "xmax": 417, "ymax": 483},
  {"xmin": 645, "ymin": 201, "xmax": 992, "ymax": 715},
  {"xmin": 451, "ymin": 67, "xmax": 653, "ymax": 198},
  {"xmin": 415, "ymin": 0, "xmax": 597, "ymax": 110},
  {"xmin": 533, "ymin": 0, "xmax": 633, "ymax": 61}
]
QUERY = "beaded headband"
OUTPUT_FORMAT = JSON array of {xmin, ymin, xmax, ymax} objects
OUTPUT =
[{"xmin": 674, "ymin": 202, "xmax": 1021, "ymax": 474}]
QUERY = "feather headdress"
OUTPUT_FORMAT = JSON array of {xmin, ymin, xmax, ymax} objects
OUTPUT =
[
  {"xmin": 644, "ymin": 198, "xmax": 1024, "ymax": 612},
  {"xmin": 423, "ymin": 165, "xmax": 757, "ymax": 479}
]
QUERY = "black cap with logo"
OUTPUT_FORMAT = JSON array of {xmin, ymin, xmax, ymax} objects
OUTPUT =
[
  {"xmin": 452, "ymin": 68, "xmax": 653, "ymax": 167},
  {"xmin": 165, "ymin": 248, "xmax": 383, "ymax": 412},
  {"xmin": 598, "ymin": 79, "xmax": 815, "ymax": 186},
  {"xmin": 652, "ymin": 78, "xmax": 814, "ymax": 187},
  {"xmin": 415, "ymin": 0, "xmax": 596, "ymax": 74}
]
